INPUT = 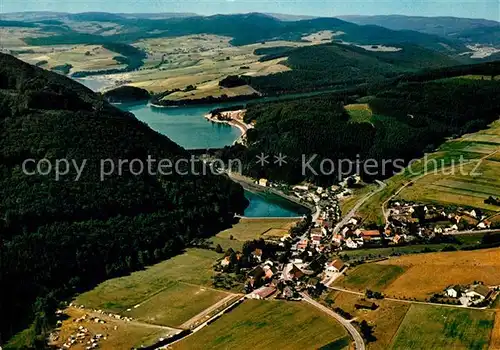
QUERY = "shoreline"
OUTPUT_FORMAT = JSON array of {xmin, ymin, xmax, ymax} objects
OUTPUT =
[
  {"xmin": 228, "ymin": 172, "xmax": 314, "ymax": 213},
  {"xmin": 204, "ymin": 110, "xmax": 252, "ymax": 145}
]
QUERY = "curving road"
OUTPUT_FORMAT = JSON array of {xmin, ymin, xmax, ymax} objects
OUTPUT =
[
  {"xmin": 333, "ymin": 180, "xmax": 386, "ymax": 235},
  {"xmin": 301, "ymin": 293, "xmax": 366, "ymax": 350}
]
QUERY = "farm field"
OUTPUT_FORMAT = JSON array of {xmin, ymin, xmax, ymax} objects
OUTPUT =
[
  {"xmin": 124, "ymin": 35, "xmax": 302, "ymax": 93},
  {"xmin": 127, "ymin": 281, "xmax": 230, "ymax": 328},
  {"xmin": 172, "ymin": 300, "xmax": 350, "ymax": 350},
  {"xmin": 357, "ymin": 120, "xmax": 500, "ymax": 225},
  {"xmin": 50, "ymin": 307, "xmax": 176, "ymax": 350},
  {"xmin": 323, "ymin": 292, "xmax": 411, "ymax": 350},
  {"xmin": 377, "ymin": 247, "xmax": 500, "ymax": 300},
  {"xmin": 390, "ymin": 304, "xmax": 495, "ymax": 350},
  {"xmin": 345, "ymin": 103, "xmax": 373, "ymax": 124},
  {"xmin": 397, "ymin": 159, "xmax": 500, "ymax": 212},
  {"xmin": 212, "ymin": 218, "xmax": 298, "ymax": 251},
  {"xmin": 75, "ymin": 249, "xmax": 221, "ymax": 314},
  {"xmin": 333, "ymin": 264, "xmax": 406, "ymax": 292},
  {"xmin": 17, "ymin": 44, "xmax": 126, "ymax": 73},
  {"xmin": 491, "ymin": 312, "xmax": 500, "ymax": 350}
]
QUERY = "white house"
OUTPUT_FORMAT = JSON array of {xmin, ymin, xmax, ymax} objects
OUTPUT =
[
  {"xmin": 346, "ymin": 238, "xmax": 358, "ymax": 249},
  {"xmin": 325, "ymin": 259, "xmax": 345, "ymax": 273},
  {"xmin": 348, "ymin": 218, "xmax": 358, "ymax": 226},
  {"xmin": 446, "ymin": 287, "xmax": 458, "ymax": 298}
]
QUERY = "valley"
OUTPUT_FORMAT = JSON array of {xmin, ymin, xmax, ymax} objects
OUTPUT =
[{"xmin": 1, "ymin": 9, "xmax": 500, "ymax": 350}]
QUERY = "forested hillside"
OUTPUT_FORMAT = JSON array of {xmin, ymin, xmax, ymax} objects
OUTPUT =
[
  {"xmin": 246, "ymin": 42, "xmax": 461, "ymax": 94},
  {"xmin": 221, "ymin": 65, "xmax": 500, "ymax": 185},
  {"xmin": 339, "ymin": 15, "xmax": 500, "ymax": 46},
  {"xmin": 0, "ymin": 54, "xmax": 247, "ymax": 346}
]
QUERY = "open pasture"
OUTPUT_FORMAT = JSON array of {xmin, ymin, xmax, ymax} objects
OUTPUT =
[
  {"xmin": 215, "ymin": 218, "xmax": 298, "ymax": 247},
  {"xmin": 74, "ymin": 249, "xmax": 220, "ymax": 313},
  {"xmin": 390, "ymin": 304, "xmax": 495, "ymax": 349},
  {"xmin": 127, "ymin": 281, "xmax": 229, "ymax": 328},
  {"xmin": 172, "ymin": 300, "xmax": 349, "ymax": 350},
  {"xmin": 333, "ymin": 264, "xmax": 406, "ymax": 292},
  {"xmin": 398, "ymin": 159, "xmax": 500, "ymax": 212},
  {"xmin": 324, "ymin": 291, "xmax": 411, "ymax": 350}
]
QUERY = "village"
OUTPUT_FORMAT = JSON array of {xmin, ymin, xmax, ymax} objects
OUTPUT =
[{"xmin": 217, "ymin": 174, "xmax": 500, "ymax": 309}]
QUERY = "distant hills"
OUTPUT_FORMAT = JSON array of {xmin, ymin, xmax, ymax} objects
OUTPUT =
[
  {"xmin": 17, "ymin": 12, "xmax": 466, "ymax": 53},
  {"xmin": 339, "ymin": 15, "xmax": 500, "ymax": 45},
  {"xmin": 4, "ymin": 11, "xmax": 497, "ymax": 50}
]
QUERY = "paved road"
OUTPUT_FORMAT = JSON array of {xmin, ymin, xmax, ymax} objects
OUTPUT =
[
  {"xmin": 445, "ymin": 228, "xmax": 500, "ymax": 236},
  {"xmin": 333, "ymin": 180, "xmax": 386, "ymax": 235},
  {"xmin": 327, "ymin": 286, "xmax": 489, "ymax": 310},
  {"xmin": 178, "ymin": 294, "xmax": 238, "ymax": 329},
  {"xmin": 300, "ymin": 293, "xmax": 366, "ymax": 350}
]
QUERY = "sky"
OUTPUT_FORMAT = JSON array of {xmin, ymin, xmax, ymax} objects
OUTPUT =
[{"xmin": 1, "ymin": 0, "xmax": 499, "ymax": 21}]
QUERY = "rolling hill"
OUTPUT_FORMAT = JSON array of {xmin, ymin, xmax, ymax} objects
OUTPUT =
[
  {"xmin": 18, "ymin": 12, "xmax": 466, "ymax": 52},
  {"xmin": 0, "ymin": 53, "xmax": 247, "ymax": 345},
  {"xmin": 340, "ymin": 15, "xmax": 500, "ymax": 45}
]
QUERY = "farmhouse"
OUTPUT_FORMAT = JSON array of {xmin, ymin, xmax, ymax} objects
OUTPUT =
[
  {"xmin": 325, "ymin": 259, "xmax": 345, "ymax": 273},
  {"xmin": 446, "ymin": 286, "xmax": 459, "ymax": 298},
  {"xmin": 247, "ymin": 285, "xmax": 276, "ymax": 300},
  {"xmin": 361, "ymin": 230, "xmax": 381, "ymax": 241},
  {"xmin": 466, "ymin": 284, "xmax": 492, "ymax": 301},
  {"xmin": 288, "ymin": 264, "xmax": 305, "ymax": 280}
]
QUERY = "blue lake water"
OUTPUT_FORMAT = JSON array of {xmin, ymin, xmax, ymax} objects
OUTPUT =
[
  {"xmin": 120, "ymin": 103, "xmax": 241, "ymax": 150},
  {"xmin": 80, "ymin": 77, "xmax": 306, "ymax": 217},
  {"xmin": 243, "ymin": 190, "xmax": 308, "ymax": 218}
]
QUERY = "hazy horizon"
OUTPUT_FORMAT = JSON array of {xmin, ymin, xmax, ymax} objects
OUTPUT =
[{"xmin": 1, "ymin": 0, "xmax": 499, "ymax": 21}]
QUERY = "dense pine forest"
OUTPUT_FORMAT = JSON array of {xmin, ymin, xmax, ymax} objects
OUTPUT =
[
  {"xmin": 246, "ymin": 42, "xmax": 463, "ymax": 94},
  {"xmin": 0, "ymin": 54, "xmax": 248, "ymax": 346}
]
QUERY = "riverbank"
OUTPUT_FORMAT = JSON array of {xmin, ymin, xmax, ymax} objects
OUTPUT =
[
  {"xmin": 205, "ymin": 110, "xmax": 252, "ymax": 145},
  {"xmin": 228, "ymin": 172, "xmax": 314, "ymax": 214}
]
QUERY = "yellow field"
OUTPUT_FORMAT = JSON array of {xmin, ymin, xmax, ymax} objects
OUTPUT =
[
  {"xmin": 377, "ymin": 247, "xmax": 500, "ymax": 300},
  {"xmin": 50, "ymin": 307, "xmax": 175, "ymax": 350}
]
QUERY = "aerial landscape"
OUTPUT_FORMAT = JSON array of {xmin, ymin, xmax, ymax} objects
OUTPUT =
[{"xmin": 0, "ymin": 0, "xmax": 500, "ymax": 349}]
